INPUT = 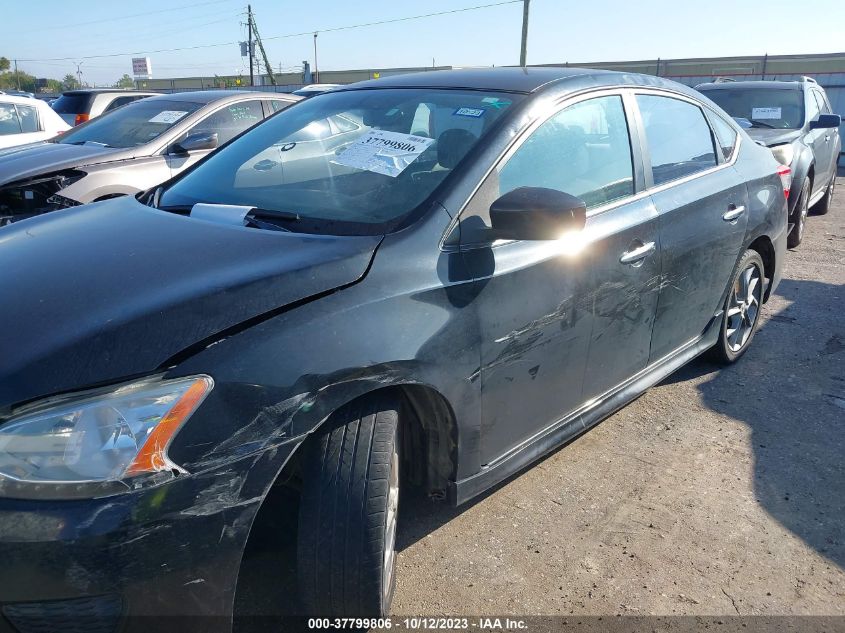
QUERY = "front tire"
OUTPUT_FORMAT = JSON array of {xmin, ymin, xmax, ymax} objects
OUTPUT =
[
  {"xmin": 297, "ymin": 394, "xmax": 401, "ymax": 617},
  {"xmin": 710, "ymin": 250, "xmax": 765, "ymax": 365},
  {"xmin": 786, "ymin": 177, "xmax": 810, "ymax": 248}
]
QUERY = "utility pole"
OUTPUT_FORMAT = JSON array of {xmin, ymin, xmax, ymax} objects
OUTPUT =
[
  {"xmin": 247, "ymin": 4, "xmax": 254, "ymax": 87},
  {"xmin": 519, "ymin": 0, "xmax": 530, "ymax": 67},
  {"xmin": 313, "ymin": 32, "xmax": 319, "ymax": 83},
  {"xmin": 75, "ymin": 62, "xmax": 84, "ymax": 87},
  {"xmin": 13, "ymin": 59, "xmax": 20, "ymax": 90}
]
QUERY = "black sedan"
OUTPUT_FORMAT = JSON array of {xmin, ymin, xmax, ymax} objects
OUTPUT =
[{"xmin": 0, "ymin": 67, "xmax": 788, "ymax": 630}]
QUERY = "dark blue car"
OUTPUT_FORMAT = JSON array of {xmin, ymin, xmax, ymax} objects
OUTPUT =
[{"xmin": 0, "ymin": 67, "xmax": 788, "ymax": 630}]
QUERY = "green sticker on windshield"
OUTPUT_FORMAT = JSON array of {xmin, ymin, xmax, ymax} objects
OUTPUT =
[{"xmin": 481, "ymin": 97, "xmax": 512, "ymax": 109}]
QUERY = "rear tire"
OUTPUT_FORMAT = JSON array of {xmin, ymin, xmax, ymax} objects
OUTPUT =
[
  {"xmin": 811, "ymin": 173, "xmax": 836, "ymax": 216},
  {"xmin": 709, "ymin": 249, "xmax": 765, "ymax": 365},
  {"xmin": 297, "ymin": 394, "xmax": 401, "ymax": 617},
  {"xmin": 786, "ymin": 178, "xmax": 810, "ymax": 248}
]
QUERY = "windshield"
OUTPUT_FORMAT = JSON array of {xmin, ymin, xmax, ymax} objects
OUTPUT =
[
  {"xmin": 701, "ymin": 88, "xmax": 804, "ymax": 129},
  {"xmin": 158, "ymin": 88, "xmax": 521, "ymax": 234},
  {"xmin": 57, "ymin": 99, "xmax": 203, "ymax": 148}
]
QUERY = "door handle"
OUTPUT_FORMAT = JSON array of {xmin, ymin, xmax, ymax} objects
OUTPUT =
[
  {"xmin": 824, "ymin": 135, "xmax": 831, "ymax": 142},
  {"xmin": 722, "ymin": 205, "xmax": 746, "ymax": 222},
  {"xmin": 619, "ymin": 241, "xmax": 656, "ymax": 265}
]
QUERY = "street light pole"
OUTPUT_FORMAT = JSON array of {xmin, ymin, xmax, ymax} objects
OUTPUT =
[
  {"xmin": 519, "ymin": 0, "xmax": 530, "ymax": 67},
  {"xmin": 313, "ymin": 32, "xmax": 319, "ymax": 84}
]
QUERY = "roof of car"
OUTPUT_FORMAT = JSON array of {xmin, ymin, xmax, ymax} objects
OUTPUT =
[
  {"xmin": 337, "ymin": 66, "xmax": 696, "ymax": 95},
  {"xmin": 142, "ymin": 90, "xmax": 299, "ymax": 103},
  {"xmin": 696, "ymin": 80, "xmax": 804, "ymax": 91},
  {"xmin": 62, "ymin": 89, "xmax": 161, "ymax": 95},
  {"xmin": 0, "ymin": 93, "xmax": 51, "ymax": 107}
]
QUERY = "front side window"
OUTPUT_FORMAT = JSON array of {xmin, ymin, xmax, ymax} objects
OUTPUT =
[
  {"xmin": 158, "ymin": 89, "xmax": 521, "ymax": 235},
  {"xmin": 56, "ymin": 99, "xmax": 204, "ymax": 148},
  {"xmin": 708, "ymin": 112, "xmax": 738, "ymax": 161},
  {"xmin": 637, "ymin": 95, "xmax": 717, "ymax": 186},
  {"xmin": 0, "ymin": 103, "xmax": 22, "ymax": 135},
  {"xmin": 188, "ymin": 100, "xmax": 265, "ymax": 145},
  {"xmin": 702, "ymin": 88, "xmax": 804, "ymax": 129},
  {"xmin": 499, "ymin": 95, "xmax": 634, "ymax": 208}
]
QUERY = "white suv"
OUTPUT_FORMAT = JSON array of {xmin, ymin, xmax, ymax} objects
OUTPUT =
[{"xmin": 51, "ymin": 89, "xmax": 161, "ymax": 126}]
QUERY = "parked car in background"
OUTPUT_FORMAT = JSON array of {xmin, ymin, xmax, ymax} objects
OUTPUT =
[
  {"xmin": 0, "ymin": 90, "xmax": 299, "ymax": 224},
  {"xmin": 3, "ymin": 90, "xmax": 35, "ymax": 99},
  {"xmin": 292, "ymin": 83, "xmax": 342, "ymax": 97},
  {"xmin": 697, "ymin": 77, "xmax": 841, "ymax": 247},
  {"xmin": 0, "ymin": 68, "xmax": 787, "ymax": 626},
  {"xmin": 51, "ymin": 89, "xmax": 161, "ymax": 126},
  {"xmin": 0, "ymin": 94, "xmax": 70, "ymax": 149}
]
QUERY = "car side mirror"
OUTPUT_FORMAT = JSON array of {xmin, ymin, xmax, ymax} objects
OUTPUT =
[
  {"xmin": 169, "ymin": 132, "xmax": 219, "ymax": 155},
  {"xmin": 809, "ymin": 113, "xmax": 841, "ymax": 130},
  {"xmin": 489, "ymin": 187, "xmax": 587, "ymax": 241}
]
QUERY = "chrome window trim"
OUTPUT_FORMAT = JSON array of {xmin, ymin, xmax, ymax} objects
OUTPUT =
[
  {"xmin": 440, "ymin": 87, "xmax": 638, "ymax": 250},
  {"xmin": 631, "ymin": 88, "xmax": 740, "ymax": 194}
]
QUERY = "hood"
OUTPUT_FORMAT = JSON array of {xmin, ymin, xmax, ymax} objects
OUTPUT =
[
  {"xmin": 744, "ymin": 128, "xmax": 802, "ymax": 147},
  {"xmin": 0, "ymin": 142, "xmax": 130, "ymax": 186},
  {"xmin": 0, "ymin": 198, "xmax": 382, "ymax": 411}
]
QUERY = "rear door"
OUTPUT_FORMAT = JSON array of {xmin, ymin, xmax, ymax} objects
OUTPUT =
[{"xmin": 635, "ymin": 92, "xmax": 750, "ymax": 360}]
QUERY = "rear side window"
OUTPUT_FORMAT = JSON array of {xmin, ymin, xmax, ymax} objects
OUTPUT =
[
  {"xmin": 104, "ymin": 96, "xmax": 136, "ymax": 112},
  {"xmin": 16, "ymin": 105, "xmax": 39, "ymax": 133},
  {"xmin": 708, "ymin": 112, "xmax": 737, "ymax": 161},
  {"xmin": 0, "ymin": 103, "xmax": 22, "ymax": 135},
  {"xmin": 500, "ymin": 95, "xmax": 635, "ymax": 208},
  {"xmin": 637, "ymin": 95, "xmax": 717, "ymax": 186}
]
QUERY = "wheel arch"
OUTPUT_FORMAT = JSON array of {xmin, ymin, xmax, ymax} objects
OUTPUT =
[{"xmin": 747, "ymin": 234, "xmax": 776, "ymax": 302}]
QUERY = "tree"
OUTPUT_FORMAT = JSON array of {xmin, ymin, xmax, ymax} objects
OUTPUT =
[
  {"xmin": 0, "ymin": 57, "xmax": 10, "ymax": 73},
  {"xmin": 62, "ymin": 74, "xmax": 80, "ymax": 90},
  {"xmin": 0, "ymin": 70, "xmax": 37, "ymax": 92},
  {"xmin": 114, "ymin": 74, "xmax": 134, "ymax": 89}
]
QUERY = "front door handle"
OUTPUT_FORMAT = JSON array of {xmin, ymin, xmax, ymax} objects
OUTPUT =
[
  {"xmin": 619, "ymin": 241, "xmax": 656, "ymax": 265},
  {"xmin": 722, "ymin": 205, "xmax": 746, "ymax": 222}
]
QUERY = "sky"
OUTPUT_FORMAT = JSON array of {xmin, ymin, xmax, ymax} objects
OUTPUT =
[{"xmin": 4, "ymin": 0, "xmax": 845, "ymax": 86}]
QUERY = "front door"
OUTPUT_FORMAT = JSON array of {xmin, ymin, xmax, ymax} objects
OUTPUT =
[
  {"xmin": 456, "ymin": 93, "xmax": 650, "ymax": 464},
  {"xmin": 634, "ymin": 93, "xmax": 750, "ymax": 360}
]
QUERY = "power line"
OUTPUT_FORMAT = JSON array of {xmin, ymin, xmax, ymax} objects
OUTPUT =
[
  {"xmin": 35, "ymin": 0, "xmax": 238, "ymax": 32},
  {"xmin": 264, "ymin": 0, "xmax": 522, "ymax": 41},
  {"xmin": 17, "ymin": 0, "xmax": 522, "ymax": 62}
]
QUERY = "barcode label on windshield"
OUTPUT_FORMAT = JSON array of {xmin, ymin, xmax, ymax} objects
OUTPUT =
[{"xmin": 332, "ymin": 130, "xmax": 435, "ymax": 178}]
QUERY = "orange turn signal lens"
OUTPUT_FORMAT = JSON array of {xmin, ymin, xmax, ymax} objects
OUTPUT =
[{"xmin": 125, "ymin": 376, "xmax": 214, "ymax": 476}]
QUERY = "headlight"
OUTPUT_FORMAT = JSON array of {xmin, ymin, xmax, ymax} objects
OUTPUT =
[
  {"xmin": 770, "ymin": 143, "xmax": 795, "ymax": 166},
  {"xmin": 0, "ymin": 375, "xmax": 212, "ymax": 487}
]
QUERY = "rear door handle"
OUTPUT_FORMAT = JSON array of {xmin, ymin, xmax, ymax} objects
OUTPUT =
[
  {"xmin": 619, "ymin": 241, "xmax": 656, "ymax": 265},
  {"xmin": 722, "ymin": 205, "xmax": 746, "ymax": 222}
]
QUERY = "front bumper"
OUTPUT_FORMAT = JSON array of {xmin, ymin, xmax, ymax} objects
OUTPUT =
[{"xmin": 0, "ymin": 441, "xmax": 299, "ymax": 633}]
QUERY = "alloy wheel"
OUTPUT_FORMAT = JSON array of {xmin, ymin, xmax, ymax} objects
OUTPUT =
[
  {"xmin": 382, "ymin": 443, "xmax": 400, "ymax": 604},
  {"xmin": 726, "ymin": 264, "xmax": 762, "ymax": 352}
]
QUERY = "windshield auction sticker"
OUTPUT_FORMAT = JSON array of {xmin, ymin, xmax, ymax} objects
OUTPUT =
[
  {"xmin": 751, "ymin": 107, "xmax": 782, "ymax": 120},
  {"xmin": 332, "ymin": 130, "xmax": 435, "ymax": 178},
  {"xmin": 148, "ymin": 110, "xmax": 190, "ymax": 124}
]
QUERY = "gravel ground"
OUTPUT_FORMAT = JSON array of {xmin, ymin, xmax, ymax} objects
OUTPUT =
[{"xmin": 236, "ymin": 172, "xmax": 844, "ymax": 623}]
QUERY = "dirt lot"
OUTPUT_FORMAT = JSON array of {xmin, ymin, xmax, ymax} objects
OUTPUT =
[{"xmin": 237, "ymin": 173, "xmax": 844, "ymax": 622}]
